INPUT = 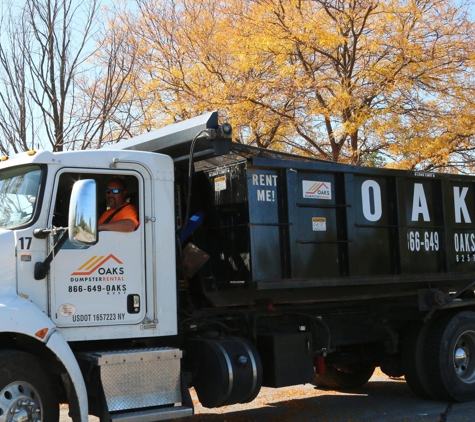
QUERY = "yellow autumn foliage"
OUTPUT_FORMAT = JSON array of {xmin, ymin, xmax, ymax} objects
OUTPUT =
[{"xmin": 96, "ymin": 0, "xmax": 475, "ymax": 171}]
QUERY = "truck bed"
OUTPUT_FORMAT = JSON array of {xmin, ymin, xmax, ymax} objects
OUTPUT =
[{"xmin": 182, "ymin": 143, "xmax": 475, "ymax": 307}]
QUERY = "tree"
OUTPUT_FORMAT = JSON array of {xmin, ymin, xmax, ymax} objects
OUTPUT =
[
  {"xmin": 70, "ymin": 8, "xmax": 140, "ymax": 150},
  {"xmin": 101, "ymin": 0, "xmax": 475, "ymax": 171},
  {"xmin": 0, "ymin": 0, "xmax": 135, "ymax": 153},
  {"xmin": 0, "ymin": 3, "xmax": 35, "ymax": 154}
]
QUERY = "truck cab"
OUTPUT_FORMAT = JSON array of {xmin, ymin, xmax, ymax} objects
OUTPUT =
[
  {"xmin": 0, "ymin": 149, "xmax": 187, "ymax": 422},
  {"xmin": 3, "ymin": 111, "xmax": 475, "ymax": 422}
]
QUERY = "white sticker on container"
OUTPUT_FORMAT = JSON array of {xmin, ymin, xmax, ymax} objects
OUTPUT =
[
  {"xmin": 312, "ymin": 217, "xmax": 327, "ymax": 231},
  {"xmin": 303, "ymin": 181, "xmax": 332, "ymax": 199},
  {"xmin": 215, "ymin": 175, "xmax": 226, "ymax": 192}
]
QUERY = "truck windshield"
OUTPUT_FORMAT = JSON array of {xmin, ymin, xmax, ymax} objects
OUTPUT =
[{"xmin": 0, "ymin": 165, "xmax": 42, "ymax": 229}]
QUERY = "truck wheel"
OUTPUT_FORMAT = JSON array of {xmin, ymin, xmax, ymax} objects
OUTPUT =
[
  {"xmin": 425, "ymin": 311, "xmax": 475, "ymax": 402},
  {"xmin": 315, "ymin": 363, "xmax": 375, "ymax": 390},
  {"xmin": 0, "ymin": 349, "xmax": 59, "ymax": 422},
  {"xmin": 401, "ymin": 321, "xmax": 438, "ymax": 400}
]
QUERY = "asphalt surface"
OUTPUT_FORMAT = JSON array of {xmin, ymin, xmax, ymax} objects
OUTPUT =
[{"xmin": 59, "ymin": 371, "xmax": 475, "ymax": 421}]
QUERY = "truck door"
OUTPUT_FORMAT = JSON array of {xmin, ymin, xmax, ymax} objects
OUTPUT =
[{"xmin": 49, "ymin": 170, "xmax": 146, "ymax": 327}]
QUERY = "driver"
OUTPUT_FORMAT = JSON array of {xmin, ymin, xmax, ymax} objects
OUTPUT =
[{"xmin": 98, "ymin": 178, "xmax": 139, "ymax": 232}]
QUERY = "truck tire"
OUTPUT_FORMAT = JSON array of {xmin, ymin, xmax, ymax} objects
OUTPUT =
[
  {"xmin": 424, "ymin": 311, "xmax": 475, "ymax": 402},
  {"xmin": 401, "ymin": 321, "xmax": 438, "ymax": 400},
  {"xmin": 314, "ymin": 363, "xmax": 375, "ymax": 390},
  {"xmin": 0, "ymin": 349, "xmax": 59, "ymax": 422}
]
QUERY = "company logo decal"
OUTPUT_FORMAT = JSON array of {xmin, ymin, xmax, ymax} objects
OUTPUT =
[
  {"xmin": 303, "ymin": 181, "xmax": 332, "ymax": 200},
  {"xmin": 72, "ymin": 254, "xmax": 122, "ymax": 275},
  {"xmin": 68, "ymin": 254, "xmax": 127, "ymax": 294}
]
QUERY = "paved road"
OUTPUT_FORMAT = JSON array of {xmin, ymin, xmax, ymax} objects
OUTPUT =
[{"xmin": 60, "ymin": 371, "xmax": 475, "ymax": 421}]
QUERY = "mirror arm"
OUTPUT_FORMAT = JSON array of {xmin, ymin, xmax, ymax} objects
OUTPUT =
[
  {"xmin": 34, "ymin": 229, "xmax": 69, "ymax": 280},
  {"xmin": 33, "ymin": 226, "xmax": 67, "ymax": 239}
]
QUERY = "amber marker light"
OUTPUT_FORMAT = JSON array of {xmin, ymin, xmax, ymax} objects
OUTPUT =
[
  {"xmin": 35, "ymin": 328, "xmax": 49, "ymax": 339},
  {"xmin": 0, "ymin": 155, "xmax": 8, "ymax": 161},
  {"xmin": 26, "ymin": 150, "xmax": 37, "ymax": 156}
]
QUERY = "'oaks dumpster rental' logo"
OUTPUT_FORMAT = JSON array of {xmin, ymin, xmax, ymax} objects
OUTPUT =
[
  {"xmin": 70, "ymin": 254, "xmax": 124, "ymax": 282},
  {"xmin": 303, "ymin": 181, "xmax": 332, "ymax": 200}
]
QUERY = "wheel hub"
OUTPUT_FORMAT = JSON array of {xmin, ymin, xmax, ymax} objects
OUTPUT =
[
  {"xmin": 455, "ymin": 347, "xmax": 468, "ymax": 374},
  {"xmin": 453, "ymin": 330, "xmax": 475, "ymax": 383},
  {"xmin": 0, "ymin": 381, "xmax": 42, "ymax": 422}
]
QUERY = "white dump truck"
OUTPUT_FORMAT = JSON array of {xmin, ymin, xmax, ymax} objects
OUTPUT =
[{"xmin": 2, "ymin": 112, "xmax": 475, "ymax": 421}]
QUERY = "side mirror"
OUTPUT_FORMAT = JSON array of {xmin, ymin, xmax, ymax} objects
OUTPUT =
[{"xmin": 69, "ymin": 179, "xmax": 98, "ymax": 246}]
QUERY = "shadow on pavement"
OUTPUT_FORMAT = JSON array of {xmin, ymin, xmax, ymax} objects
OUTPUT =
[{"xmin": 173, "ymin": 379, "xmax": 475, "ymax": 422}]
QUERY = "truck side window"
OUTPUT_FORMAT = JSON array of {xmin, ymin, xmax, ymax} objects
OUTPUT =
[
  {"xmin": 52, "ymin": 172, "xmax": 140, "ymax": 248},
  {"xmin": 52, "ymin": 173, "xmax": 83, "ymax": 249}
]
